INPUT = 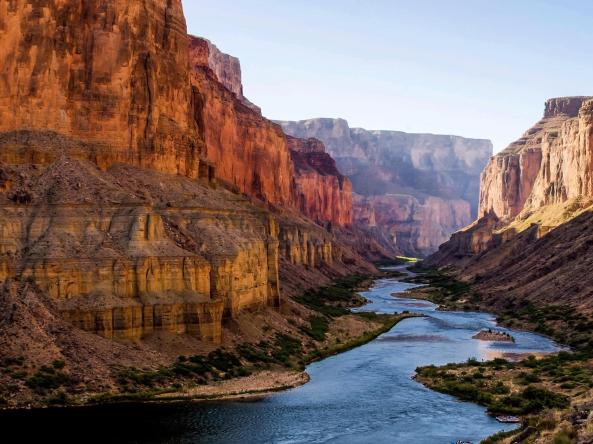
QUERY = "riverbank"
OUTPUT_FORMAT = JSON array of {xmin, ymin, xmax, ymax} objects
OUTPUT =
[
  {"xmin": 406, "ymin": 265, "xmax": 593, "ymax": 443},
  {"xmin": 0, "ymin": 272, "xmax": 416, "ymax": 410}
]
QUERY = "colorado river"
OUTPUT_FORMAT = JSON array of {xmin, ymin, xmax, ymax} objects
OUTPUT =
[{"xmin": 0, "ymin": 269, "xmax": 561, "ymax": 443}]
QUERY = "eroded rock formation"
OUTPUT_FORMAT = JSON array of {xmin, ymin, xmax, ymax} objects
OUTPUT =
[
  {"xmin": 0, "ymin": 0, "xmax": 202, "ymax": 178},
  {"xmin": 0, "ymin": 0, "xmax": 376, "ymax": 358},
  {"xmin": 189, "ymin": 37, "xmax": 353, "ymax": 227},
  {"xmin": 0, "ymin": 138, "xmax": 285, "ymax": 342},
  {"xmin": 279, "ymin": 118, "xmax": 492, "ymax": 256},
  {"xmin": 428, "ymin": 97, "xmax": 593, "ymax": 311},
  {"xmin": 188, "ymin": 36, "xmax": 261, "ymax": 113},
  {"xmin": 478, "ymin": 96, "xmax": 593, "ymax": 222},
  {"xmin": 287, "ymin": 136, "xmax": 353, "ymax": 227}
]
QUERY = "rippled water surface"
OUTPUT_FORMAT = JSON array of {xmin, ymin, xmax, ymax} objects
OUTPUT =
[{"xmin": 0, "ymin": 268, "xmax": 561, "ymax": 443}]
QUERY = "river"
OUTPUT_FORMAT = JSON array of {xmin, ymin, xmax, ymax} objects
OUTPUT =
[{"xmin": 0, "ymin": 268, "xmax": 561, "ymax": 443}]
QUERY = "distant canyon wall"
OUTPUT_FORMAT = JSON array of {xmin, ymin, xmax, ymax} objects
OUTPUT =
[
  {"xmin": 279, "ymin": 118, "xmax": 492, "ymax": 256},
  {"xmin": 287, "ymin": 136, "xmax": 353, "ymax": 227}
]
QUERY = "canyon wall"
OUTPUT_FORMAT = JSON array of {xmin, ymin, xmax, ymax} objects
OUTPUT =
[
  {"xmin": 287, "ymin": 136, "xmax": 353, "ymax": 227},
  {"xmin": 0, "ymin": 138, "xmax": 285, "ymax": 342},
  {"xmin": 0, "ymin": 0, "xmax": 202, "ymax": 178},
  {"xmin": 478, "ymin": 96, "xmax": 593, "ymax": 222},
  {"xmin": 279, "ymin": 118, "xmax": 492, "ymax": 256},
  {"xmin": 0, "ymin": 0, "xmax": 376, "ymax": 357},
  {"xmin": 188, "ymin": 36, "xmax": 261, "ymax": 113},
  {"xmin": 428, "ymin": 97, "xmax": 593, "ymax": 311},
  {"xmin": 354, "ymin": 194, "xmax": 470, "ymax": 256},
  {"xmin": 189, "ymin": 36, "xmax": 352, "ymax": 227}
]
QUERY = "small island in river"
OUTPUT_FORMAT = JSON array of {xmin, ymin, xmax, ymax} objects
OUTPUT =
[{"xmin": 473, "ymin": 329, "xmax": 515, "ymax": 342}]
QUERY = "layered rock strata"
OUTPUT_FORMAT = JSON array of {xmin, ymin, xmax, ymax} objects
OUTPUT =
[
  {"xmin": 478, "ymin": 96, "xmax": 593, "ymax": 222},
  {"xmin": 279, "ymin": 118, "xmax": 492, "ymax": 256},
  {"xmin": 0, "ymin": 0, "xmax": 375, "ymax": 352},
  {"xmin": 354, "ymin": 194, "xmax": 470, "ymax": 256},
  {"xmin": 189, "ymin": 36, "xmax": 353, "ymax": 227},
  {"xmin": 287, "ymin": 136, "xmax": 353, "ymax": 227},
  {"xmin": 0, "ymin": 138, "xmax": 287, "ymax": 342},
  {"xmin": 428, "ymin": 97, "xmax": 593, "ymax": 311}
]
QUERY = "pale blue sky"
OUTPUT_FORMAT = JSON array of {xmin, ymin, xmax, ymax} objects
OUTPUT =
[{"xmin": 183, "ymin": 1, "xmax": 593, "ymax": 152}]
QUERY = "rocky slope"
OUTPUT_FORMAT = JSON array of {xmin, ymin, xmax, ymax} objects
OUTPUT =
[
  {"xmin": 279, "ymin": 118, "xmax": 492, "ymax": 256},
  {"xmin": 0, "ymin": 0, "xmax": 382, "ymax": 407},
  {"xmin": 428, "ymin": 97, "xmax": 593, "ymax": 312}
]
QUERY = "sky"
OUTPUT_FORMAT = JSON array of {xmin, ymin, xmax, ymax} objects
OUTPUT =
[{"xmin": 183, "ymin": 0, "xmax": 593, "ymax": 153}]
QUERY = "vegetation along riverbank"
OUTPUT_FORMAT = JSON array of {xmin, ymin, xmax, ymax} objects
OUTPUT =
[
  {"xmin": 408, "ymin": 264, "xmax": 593, "ymax": 443},
  {"xmin": 0, "ymin": 271, "xmax": 417, "ymax": 410}
]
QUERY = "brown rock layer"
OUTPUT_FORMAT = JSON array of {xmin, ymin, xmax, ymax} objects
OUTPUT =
[
  {"xmin": 0, "ymin": 140, "xmax": 287, "ymax": 341},
  {"xmin": 287, "ymin": 136, "xmax": 353, "ymax": 227}
]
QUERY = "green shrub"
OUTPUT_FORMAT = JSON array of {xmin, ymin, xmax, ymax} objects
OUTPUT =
[
  {"xmin": 26, "ymin": 367, "xmax": 70, "ymax": 394},
  {"xmin": 304, "ymin": 316, "xmax": 329, "ymax": 341},
  {"xmin": 52, "ymin": 359, "xmax": 65, "ymax": 370},
  {"xmin": 46, "ymin": 391, "xmax": 69, "ymax": 405}
]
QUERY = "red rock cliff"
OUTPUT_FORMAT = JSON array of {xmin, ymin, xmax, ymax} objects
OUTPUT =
[
  {"xmin": 0, "ymin": 0, "xmax": 202, "ymax": 177},
  {"xmin": 188, "ymin": 37, "xmax": 261, "ymax": 113},
  {"xmin": 189, "ymin": 36, "xmax": 352, "ymax": 226},
  {"xmin": 190, "ymin": 62, "xmax": 294, "ymax": 206},
  {"xmin": 287, "ymin": 136, "xmax": 353, "ymax": 227}
]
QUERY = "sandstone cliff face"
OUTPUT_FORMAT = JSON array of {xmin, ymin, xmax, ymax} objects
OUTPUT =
[
  {"xmin": 188, "ymin": 36, "xmax": 261, "ymax": 113},
  {"xmin": 190, "ymin": 62, "xmax": 294, "ymax": 207},
  {"xmin": 428, "ymin": 97, "xmax": 593, "ymax": 311},
  {"xmin": 279, "ymin": 118, "xmax": 491, "ymax": 256},
  {"xmin": 189, "ymin": 37, "xmax": 353, "ymax": 227},
  {"xmin": 0, "ymin": 0, "xmax": 376, "ymax": 360},
  {"xmin": 287, "ymin": 136, "xmax": 353, "ymax": 227},
  {"xmin": 0, "ymin": 135, "xmax": 287, "ymax": 342},
  {"xmin": 0, "ymin": 0, "xmax": 202, "ymax": 178},
  {"xmin": 434, "ymin": 96, "xmax": 593, "ymax": 262},
  {"xmin": 478, "ymin": 96, "xmax": 593, "ymax": 222}
]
